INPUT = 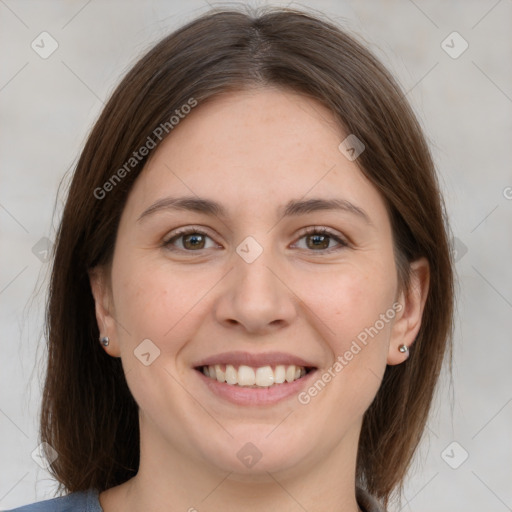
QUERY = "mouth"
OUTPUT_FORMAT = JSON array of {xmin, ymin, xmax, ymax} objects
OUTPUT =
[
  {"xmin": 195, "ymin": 364, "xmax": 315, "ymax": 388},
  {"xmin": 192, "ymin": 352, "xmax": 319, "ymax": 405}
]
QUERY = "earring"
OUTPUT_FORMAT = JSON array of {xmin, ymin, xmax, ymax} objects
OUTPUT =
[
  {"xmin": 398, "ymin": 344, "xmax": 408, "ymax": 354},
  {"xmin": 99, "ymin": 336, "xmax": 110, "ymax": 347}
]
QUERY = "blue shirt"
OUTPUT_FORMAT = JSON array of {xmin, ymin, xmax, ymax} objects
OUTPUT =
[
  {"xmin": 4, "ymin": 486, "xmax": 385, "ymax": 511},
  {"xmin": 3, "ymin": 489, "xmax": 103, "ymax": 512}
]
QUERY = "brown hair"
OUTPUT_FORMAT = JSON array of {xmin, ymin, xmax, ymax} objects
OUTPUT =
[{"xmin": 41, "ymin": 6, "xmax": 453, "ymax": 508}]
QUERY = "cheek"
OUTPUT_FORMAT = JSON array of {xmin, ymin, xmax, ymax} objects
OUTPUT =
[
  {"xmin": 300, "ymin": 259, "xmax": 397, "ymax": 347},
  {"xmin": 110, "ymin": 253, "xmax": 214, "ymax": 354},
  {"xmin": 294, "ymin": 258, "xmax": 397, "ymax": 414},
  {"xmin": 109, "ymin": 256, "xmax": 202, "ymax": 411},
  {"xmin": 294, "ymin": 266, "xmax": 396, "ymax": 429}
]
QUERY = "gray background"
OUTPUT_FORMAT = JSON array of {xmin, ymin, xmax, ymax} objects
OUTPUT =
[{"xmin": 1, "ymin": 1, "xmax": 511, "ymax": 510}]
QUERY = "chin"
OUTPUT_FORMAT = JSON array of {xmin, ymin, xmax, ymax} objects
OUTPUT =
[{"xmin": 192, "ymin": 426, "xmax": 317, "ymax": 477}]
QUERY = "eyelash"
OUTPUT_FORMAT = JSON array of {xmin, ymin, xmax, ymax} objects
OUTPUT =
[{"xmin": 162, "ymin": 226, "xmax": 348, "ymax": 254}]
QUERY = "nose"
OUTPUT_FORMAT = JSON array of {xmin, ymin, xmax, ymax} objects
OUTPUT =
[{"xmin": 213, "ymin": 248, "xmax": 298, "ymax": 335}]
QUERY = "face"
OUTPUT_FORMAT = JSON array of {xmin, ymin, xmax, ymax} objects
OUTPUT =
[{"xmin": 91, "ymin": 87, "xmax": 424, "ymax": 479}]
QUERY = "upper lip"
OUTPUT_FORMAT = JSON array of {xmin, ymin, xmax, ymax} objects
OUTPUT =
[{"xmin": 193, "ymin": 351, "xmax": 318, "ymax": 369}]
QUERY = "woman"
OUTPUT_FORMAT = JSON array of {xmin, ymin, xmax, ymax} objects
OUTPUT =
[{"xmin": 7, "ymin": 6, "xmax": 453, "ymax": 512}]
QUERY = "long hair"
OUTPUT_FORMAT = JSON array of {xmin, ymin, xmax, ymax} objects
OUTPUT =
[{"xmin": 41, "ymin": 6, "xmax": 454, "ymax": 508}]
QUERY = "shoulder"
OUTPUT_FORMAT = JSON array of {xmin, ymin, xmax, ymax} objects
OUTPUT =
[{"xmin": 3, "ymin": 489, "xmax": 103, "ymax": 512}]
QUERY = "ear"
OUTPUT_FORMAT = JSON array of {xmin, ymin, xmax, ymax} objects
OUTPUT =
[
  {"xmin": 387, "ymin": 257, "xmax": 430, "ymax": 365},
  {"xmin": 89, "ymin": 266, "xmax": 121, "ymax": 357}
]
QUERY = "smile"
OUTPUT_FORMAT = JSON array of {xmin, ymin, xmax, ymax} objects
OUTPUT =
[
  {"xmin": 199, "ymin": 364, "xmax": 313, "ymax": 387},
  {"xmin": 192, "ymin": 351, "xmax": 319, "ymax": 405}
]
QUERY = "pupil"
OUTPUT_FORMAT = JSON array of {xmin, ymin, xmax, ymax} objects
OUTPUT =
[
  {"xmin": 184, "ymin": 234, "xmax": 204, "ymax": 249},
  {"xmin": 308, "ymin": 234, "xmax": 329, "ymax": 250}
]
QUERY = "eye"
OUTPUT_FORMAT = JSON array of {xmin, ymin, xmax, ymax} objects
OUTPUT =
[
  {"xmin": 292, "ymin": 227, "xmax": 348, "ymax": 252},
  {"xmin": 162, "ymin": 226, "xmax": 348, "ymax": 253},
  {"xmin": 163, "ymin": 227, "xmax": 220, "ymax": 251}
]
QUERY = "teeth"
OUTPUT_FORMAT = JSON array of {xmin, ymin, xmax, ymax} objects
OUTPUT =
[
  {"xmin": 238, "ymin": 365, "xmax": 255, "ymax": 386},
  {"xmin": 214, "ymin": 364, "xmax": 225, "ymax": 383},
  {"xmin": 202, "ymin": 364, "xmax": 308, "ymax": 387},
  {"xmin": 275, "ymin": 365, "xmax": 286, "ymax": 384},
  {"xmin": 255, "ymin": 366, "xmax": 274, "ymax": 387},
  {"xmin": 225, "ymin": 364, "xmax": 237, "ymax": 385}
]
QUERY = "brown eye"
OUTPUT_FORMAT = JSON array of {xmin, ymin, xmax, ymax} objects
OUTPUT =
[
  {"xmin": 163, "ymin": 229, "xmax": 218, "ymax": 251},
  {"xmin": 305, "ymin": 233, "xmax": 331, "ymax": 250},
  {"xmin": 182, "ymin": 233, "xmax": 206, "ymax": 250},
  {"xmin": 294, "ymin": 227, "xmax": 348, "ymax": 252}
]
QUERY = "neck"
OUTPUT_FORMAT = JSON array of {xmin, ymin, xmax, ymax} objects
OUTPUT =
[{"xmin": 100, "ymin": 416, "xmax": 363, "ymax": 512}]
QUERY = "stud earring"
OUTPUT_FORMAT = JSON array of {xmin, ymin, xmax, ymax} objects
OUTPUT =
[
  {"xmin": 398, "ymin": 344, "xmax": 408, "ymax": 354},
  {"xmin": 99, "ymin": 336, "xmax": 110, "ymax": 347}
]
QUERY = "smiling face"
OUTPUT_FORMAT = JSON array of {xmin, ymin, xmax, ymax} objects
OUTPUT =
[{"xmin": 90, "ymin": 87, "xmax": 425, "ymax": 482}]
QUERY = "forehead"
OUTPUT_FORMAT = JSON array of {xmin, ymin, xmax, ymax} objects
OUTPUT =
[
  {"xmin": 122, "ymin": 87, "xmax": 388, "ymax": 225},
  {"xmin": 165, "ymin": 87, "xmax": 344, "ymax": 168}
]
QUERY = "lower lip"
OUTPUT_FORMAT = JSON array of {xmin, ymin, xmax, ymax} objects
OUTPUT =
[{"xmin": 195, "ymin": 368, "xmax": 318, "ymax": 406}]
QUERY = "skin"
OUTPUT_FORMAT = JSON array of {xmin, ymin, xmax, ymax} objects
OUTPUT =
[{"xmin": 90, "ymin": 87, "xmax": 429, "ymax": 512}]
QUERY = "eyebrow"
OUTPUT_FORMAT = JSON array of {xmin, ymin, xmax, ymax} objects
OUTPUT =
[{"xmin": 137, "ymin": 195, "xmax": 372, "ymax": 224}]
